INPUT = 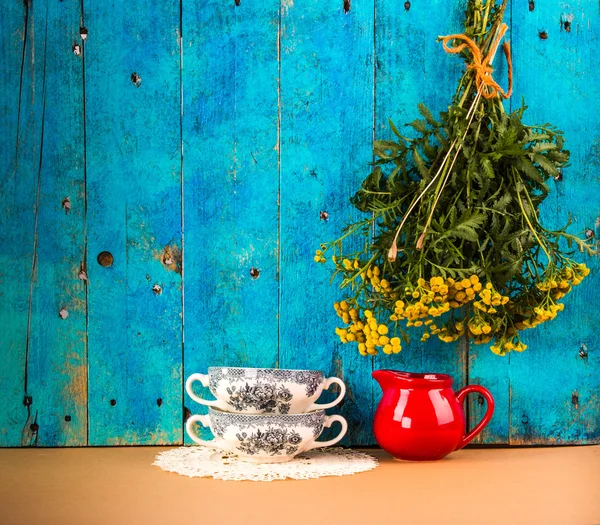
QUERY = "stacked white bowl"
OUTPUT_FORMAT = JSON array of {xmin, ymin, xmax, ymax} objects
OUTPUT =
[{"xmin": 185, "ymin": 367, "xmax": 348, "ymax": 463}]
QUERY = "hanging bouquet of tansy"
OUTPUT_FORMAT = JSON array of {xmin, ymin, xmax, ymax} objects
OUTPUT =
[{"xmin": 316, "ymin": 0, "xmax": 595, "ymax": 357}]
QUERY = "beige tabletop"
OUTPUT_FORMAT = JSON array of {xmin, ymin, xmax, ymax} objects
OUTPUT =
[{"xmin": 1, "ymin": 446, "xmax": 599, "ymax": 525}]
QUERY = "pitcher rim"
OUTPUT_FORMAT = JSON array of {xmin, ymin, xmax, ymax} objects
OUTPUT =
[{"xmin": 373, "ymin": 369, "xmax": 453, "ymax": 387}]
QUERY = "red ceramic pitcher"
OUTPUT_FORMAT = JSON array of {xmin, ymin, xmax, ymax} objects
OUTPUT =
[{"xmin": 372, "ymin": 370, "xmax": 494, "ymax": 461}]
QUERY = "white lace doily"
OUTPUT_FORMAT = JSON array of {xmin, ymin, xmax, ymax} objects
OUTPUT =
[{"xmin": 153, "ymin": 446, "xmax": 378, "ymax": 482}]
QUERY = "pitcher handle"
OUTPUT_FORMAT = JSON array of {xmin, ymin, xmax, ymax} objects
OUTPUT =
[
  {"xmin": 455, "ymin": 385, "xmax": 495, "ymax": 450},
  {"xmin": 305, "ymin": 415, "xmax": 348, "ymax": 451},
  {"xmin": 185, "ymin": 373, "xmax": 225, "ymax": 408},
  {"xmin": 308, "ymin": 377, "xmax": 347, "ymax": 411},
  {"xmin": 185, "ymin": 414, "xmax": 228, "ymax": 450}
]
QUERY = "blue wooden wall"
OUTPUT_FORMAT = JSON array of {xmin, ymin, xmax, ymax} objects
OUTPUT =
[{"xmin": 0, "ymin": 0, "xmax": 598, "ymax": 446}]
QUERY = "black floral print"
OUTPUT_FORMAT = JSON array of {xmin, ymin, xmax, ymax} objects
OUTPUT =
[
  {"xmin": 295, "ymin": 371, "xmax": 322, "ymax": 397},
  {"xmin": 209, "ymin": 408, "xmax": 324, "ymax": 440},
  {"xmin": 207, "ymin": 367, "xmax": 325, "ymax": 401},
  {"xmin": 226, "ymin": 382, "xmax": 293, "ymax": 413},
  {"xmin": 236, "ymin": 428, "xmax": 303, "ymax": 456}
]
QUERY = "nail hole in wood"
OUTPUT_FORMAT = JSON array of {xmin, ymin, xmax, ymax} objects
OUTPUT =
[
  {"xmin": 343, "ymin": 0, "xmax": 351, "ymax": 13},
  {"xmin": 320, "ymin": 210, "xmax": 329, "ymax": 221},
  {"xmin": 571, "ymin": 392, "xmax": 579, "ymax": 407},
  {"xmin": 554, "ymin": 169, "xmax": 563, "ymax": 182},
  {"xmin": 585, "ymin": 228, "xmax": 595, "ymax": 239},
  {"xmin": 478, "ymin": 395, "xmax": 484, "ymax": 405},
  {"xmin": 59, "ymin": 308, "xmax": 69, "ymax": 320},
  {"xmin": 157, "ymin": 398, "xmax": 163, "ymax": 407},
  {"xmin": 131, "ymin": 72, "xmax": 142, "ymax": 87},
  {"xmin": 97, "ymin": 251, "xmax": 114, "ymax": 267},
  {"xmin": 234, "ymin": 0, "xmax": 240, "ymax": 5},
  {"xmin": 521, "ymin": 414, "xmax": 529, "ymax": 424},
  {"xmin": 72, "ymin": 43, "xmax": 81, "ymax": 56},
  {"xmin": 404, "ymin": 0, "xmax": 411, "ymax": 10},
  {"xmin": 62, "ymin": 196, "xmax": 71, "ymax": 213},
  {"xmin": 152, "ymin": 283, "xmax": 163, "ymax": 295},
  {"xmin": 80, "ymin": 27, "xmax": 88, "ymax": 40},
  {"xmin": 538, "ymin": 30, "xmax": 548, "ymax": 40},
  {"xmin": 528, "ymin": 0, "xmax": 534, "ymax": 11},
  {"xmin": 110, "ymin": 399, "xmax": 117, "ymax": 406},
  {"xmin": 580, "ymin": 344, "xmax": 588, "ymax": 359},
  {"xmin": 250, "ymin": 268, "xmax": 260, "ymax": 279},
  {"xmin": 30, "ymin": 423, "xmax": 39, "ymax": 433},
  {"xmin": 23, "ymin": 395, "xmax": 32, "ymax": 407},
  {"xmin": 563, "ymin": 20, "xmax": 571, "ymax": 32},
  {"xmin": 64, "ymin": 415, "xmax": 71, "ymax": 422}
]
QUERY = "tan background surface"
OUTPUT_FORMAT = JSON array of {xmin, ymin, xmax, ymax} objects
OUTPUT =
[{"xmin": 1, "ymin": 446, "xmax": 599, "ymax": 525}]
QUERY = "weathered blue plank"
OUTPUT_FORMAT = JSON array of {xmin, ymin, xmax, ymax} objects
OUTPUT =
[
  {"xmin": 182, "ymin": 0, "xmax": 280, "ymax": 441},
  {"xmin": 279, "ymin": 0, "xmax": 376, "ymax": 444},
  {"xmin": 505, "ymin": 0, "xmax": 600, "ymax": 444},
  {"xmin": 458, "ymin": 3, "xmax": 512, "ymax": 445},
  {"xmin": 25, "ymin": 0, "xmax": 87, "ymax": 446},
  {"xmin": 0, "ymin": 0, "xmax": 39, "ymax": 447},
  {"xmin": 374, "ymin": 0, "xmax": 468, "ymax": 428},
  {"xmin": 85, "ymin": 1, "xmax": 182, "ymax": 445}
]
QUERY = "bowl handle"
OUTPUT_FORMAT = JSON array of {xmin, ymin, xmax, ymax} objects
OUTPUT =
[
  {"xmin": 305, "ymin": 415, "xmax": 348, "ymax": 451},
  {"xmin": 186, "ymin": 414, "xmax": 228, "ymax": 450},
  {"xmin": 308, "ymin": 377, "xmax": 347, "ymax": 411},
  {"xmin": 185, "ymin": 373, "xmax": 225, "ymax": 408}
]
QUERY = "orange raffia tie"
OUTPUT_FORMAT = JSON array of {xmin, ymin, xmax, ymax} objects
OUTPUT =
[{"xmin": 440, "ymin": 23, "xmax": 513, "ymax": 100}]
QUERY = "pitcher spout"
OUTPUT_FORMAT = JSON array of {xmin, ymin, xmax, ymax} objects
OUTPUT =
[{"xmin": 372, "ymin": 369, "xmax": 401, "ymax": 391}]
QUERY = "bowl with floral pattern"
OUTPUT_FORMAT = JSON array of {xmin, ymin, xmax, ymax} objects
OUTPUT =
[
  {"xmin": 186, "ymin": 408, "xmax": 348, "ymax": 463},
  {"xmin": 185, "ymin": 367, "xmax": 346, "ymax": 414}
]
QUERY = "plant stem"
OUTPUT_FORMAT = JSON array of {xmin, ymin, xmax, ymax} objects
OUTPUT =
[{"xmin": 512, "ymin": 170, "xmax": 552, "ymax": 262}]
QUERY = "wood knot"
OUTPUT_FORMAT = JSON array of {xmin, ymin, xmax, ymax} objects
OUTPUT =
[
  {"xmin": 250, "ymin": 268, "xmax": 260, "ymax": 279},
  {"xmin": 159, "ymin": 245, "xmax": 182, "ymax": 274},
  {"xmin": 110, "ymin": 399, "xmax": 117, "ymax": 406}
]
